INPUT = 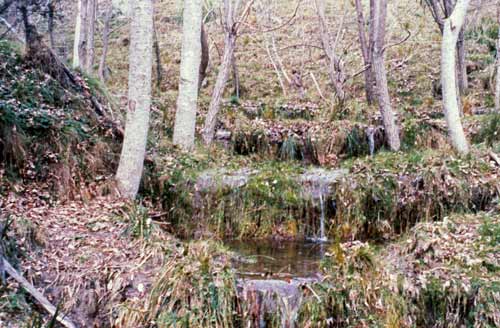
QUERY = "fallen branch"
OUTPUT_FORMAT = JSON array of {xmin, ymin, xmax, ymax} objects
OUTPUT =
[{"xmin": 2, "ymin": 257, "xmax": 77, "ymax": 328}]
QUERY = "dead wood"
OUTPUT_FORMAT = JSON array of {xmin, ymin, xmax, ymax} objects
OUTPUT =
[{"xmin": 2, "ymin": 257, "xmax": 77, "ymax": 328}]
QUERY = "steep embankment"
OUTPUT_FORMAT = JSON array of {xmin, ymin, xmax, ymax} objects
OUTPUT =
[{"xmin": 0, "ymin": 40, "xmax": 169, "ymax": 327}]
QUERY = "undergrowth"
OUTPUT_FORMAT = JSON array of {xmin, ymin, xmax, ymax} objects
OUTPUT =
[{"xmin": 0, "ymin": 40, "xmax": 119, "ymax": 197}]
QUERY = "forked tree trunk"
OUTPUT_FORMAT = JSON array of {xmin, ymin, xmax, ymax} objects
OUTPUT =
[
  {"xmin": 441, "ymin": 0, "xmax": 469, "ymax": 154},
  {"xmin": 315, "ymin": 0, "xmax": 345, "ymax": 104},
  {"xmin": 115, "ymin": 0, "xmax": 154, "ymax": 199},
  {"xmin": 98, "ymin": 4, "xmax": 113, "ymax": 82},
  {"xmin": 371, "ymin": 0, "xmax": 400, "ymax": 151},
  {"xmin": 173, "ymin": 0, "xmax": 203, "ymax": 150},
  {"xmin": 424, "ymin": 0, "xmax": 468, "ymax": 95},
  {"xmin": 354, "ymin": 0, "xmax": 375, "ymax": 104}
]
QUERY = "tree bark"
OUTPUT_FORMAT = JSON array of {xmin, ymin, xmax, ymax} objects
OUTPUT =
[
  {"xmin": 153, "ymin": 20, "xmax": 163, "ymax": 90},
  {"xmin": 201, "ymin": 0, "xmax": 241, "ymax": 145},
  {"xmin": 424, "ymin": 0, "xmax": 469, "ymax": 96},
  {"xmin": 315, "ymin": 0, "xmax": 345, "ymax": 104},
  {"xmin": 371, "ymin": 0, "xmax": 400, "ymax": 151},
  {"xmin": 232, "ymin": 52, "xmax": 240, "ymax": 98},
  {"xmin": 115, "ymin": 0, "xmax": 153, "ymax": 198},
  {"xmin": 83, "ymin": 0, "xmax": 97, "ymax": 72},
  {"xmin": 72, "ymin": 0, "xmax": 86, "ymax": 68},
  {"xmin": 98, "ymin": 4, "xmax": 113, "ymax": 82},
  {"xmin": 441, "ymin": 0, "xmax": 469, "ymax": 154},
  {"xmin": 47, "ymin": 0, "xmax": 55, "ymax": 49},
  {"xmin": 354, "ymin": 0, "xmax": 375, "ymax": 104},
  {"xmin": 495, "ymin": 8, "xmax": 500, "ymax": 112},
  {"xmin": 199, "ymin": 23, "xmax": 209, "ymax": 89},
  {"xmin": 201, "ymin": 32, "xmax": 236, "ymax": 145},
  {"xmin": 456, "ymin": 28, "xmax": 468, "ymax": 93},
  {"xmin": 73, "ymin": 0, "xmax": 96, "ymax": 73},
  {"xmin": 173, "ymin": 0, "xmax": 203, "ymax": 150}
]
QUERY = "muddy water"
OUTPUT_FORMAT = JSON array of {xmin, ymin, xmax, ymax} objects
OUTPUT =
[{"xmin": 227, "ymin": 239, "xmax": 329, "ymax": 279}]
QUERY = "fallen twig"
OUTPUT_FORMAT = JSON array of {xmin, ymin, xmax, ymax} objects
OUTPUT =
[{"xmin": 2, "ymin": 257, "xmax": 77, "ymax": 328}]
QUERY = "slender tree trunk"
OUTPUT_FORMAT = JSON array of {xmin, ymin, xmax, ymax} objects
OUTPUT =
[
  {"xmin": 495, "ymin": 8, "xmax": 500, "ymax": 112},
  {"xmin": 47, "ymin": 0, "xmax": 55, "ymax": 49},
  {"xmin": 354, "ymin": 0, "xmax": 375, "ymax": 104},
  {"xmin": 172, "ymin": 0, "xmax": 203, "ymax": 150},
  {"xmin": 115, "ymin": 0, "xmax": 154, "ymax": 199},
  {"xmin": 153, "ymin": 21, "xmax": 163, "ymax": 90},
  {"xmin": 441, "ymin": 0, "xmax": 469, "ymax": 154},
  {"xmin": 84, "ymin": 0, "xmax": 97, "ymax": 72},
  {"xmin": 315, "ymin": 0, "xmax": 345, "ymax": 104},
  {"xmin": 199, "ymin": 23, "xmax": 209, "ymax": 90},
  {"xmin": 72, "ymin": 0, "xmax": 86, "ymax": 68},
  {"xmin": 202, "ymin": 32, "xmax": 236, "ymax": 145},
  {"xmin": 201, "ymin": 0, "xmax": 241, "ymax": 145},
  {"xmin": 232, "ymin": 52, "xmax": 240, "ymax": 98},
  {"xmin": 424, "ymin": 0, "xmax": 469, "ymax": 97},
  {"xmin": 98, "ymin": 4, "xmax": 113, "ymax": 82},
  {"xmin": 371, "ymin": 0, "xmax": 400, "ymax": 151},
  {"xmin": 457, "ymin": 28, "xmax": 468, "ymax": 93}
]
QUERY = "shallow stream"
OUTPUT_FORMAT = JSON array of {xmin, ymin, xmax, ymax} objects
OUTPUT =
[{"xmin": 227, "ymin": 239, "xmax": 329, "ymax": 279}]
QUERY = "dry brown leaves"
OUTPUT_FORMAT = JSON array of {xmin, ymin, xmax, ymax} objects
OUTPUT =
[{"xmin": 1, "ymin": 194, "xmax": 175, "ymax": 327}]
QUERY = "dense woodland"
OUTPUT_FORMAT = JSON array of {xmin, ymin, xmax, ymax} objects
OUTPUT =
[{"xmin": 0, "ymin": 0, "xmax": 500, "ymax": 327}]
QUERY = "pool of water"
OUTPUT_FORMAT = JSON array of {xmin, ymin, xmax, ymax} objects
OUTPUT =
[{"xmin": 226, "ymin": 239, "xmax": 329, "ymax": 280}]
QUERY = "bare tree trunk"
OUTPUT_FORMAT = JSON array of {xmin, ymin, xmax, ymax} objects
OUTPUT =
[
  {"xmin": 371, "ymin": 0, "xmax": 400, "ymax": 151},
  {"xmin": 202, "ymin": 32, "xmax": 236, "ymax": 145},
  {"xmin": 47, "ymin": 0, "xmax": 55, "ymax": 49},
  {"xmin": 232, "ymin": 52, "xmax": 240, "ymax": 98},
  {"xmin": 153, "ymin": 20, "xmax": 163, "ymax": 90},
  {"xmin": 73, "ymin": 0, "xmax": 95, "ymax": 72},
  {"xmin": 457, "ymin": 28, "xmax": 468, "ymax": 93},
  {"xmin": 314, "ymin": 0, "xmax": 345, "ymax": 104},
  {"xmin": 84, "ymin": 0, "xmax": 96, "ymax": 72},
  {"xmin": 424, "ymin": 0, "xmax": 468, "ymax": 96},
  {"xmin": 173, "ymin": 0, "xmax": 203, "ymax": 150},
  {"xmin": 495, "ymin": 7, "xmax": 500, "ymax": 112},
  {"xmin": 98, "ymin": 4, "xmax": 113, "ymax": 82},
  {"xmin": 199, "ymin": 23, "xmax": 209, "ymax": 89},
  {"xmin": 116, "ymin": 0, "xmax": 154, "ymax": 199},
  {"xmin": 72, "ymin": 0, "xmax": 87, "ymax": 68},
  {"xmin": 441, "ymin": 0, "xmax": 469, "ymax": 154},
  {"xmin": 202, "ymin": 0, "xmax": 246, "ymax": 145},
  {"xmin": 354, "ymin": 0, "xmax": 375, "ymax": 104}
]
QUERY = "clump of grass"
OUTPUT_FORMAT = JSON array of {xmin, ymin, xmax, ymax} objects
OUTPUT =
[
  {"xmin": 115, "ymin": 241, "xmax": 238, "ymax": 328},
  {"xmin": 122, "ymin": 203, "xmax": 156, "ymax": 239},
  {"xmin": 336, "ymin": 150, "xmax": 498, "ymax": 240},
  {"xmin": 297, "ymin": 242, "xmax": 382, "ymax": 327},
  {"xmin": 472, "ymin": 113, "xmax": 500, "ymax": 146}
]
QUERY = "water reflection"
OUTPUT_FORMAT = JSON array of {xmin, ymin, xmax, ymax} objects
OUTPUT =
[{"xmin": 226, "ymin": 239, "xmax": 328, "ymax": 279}]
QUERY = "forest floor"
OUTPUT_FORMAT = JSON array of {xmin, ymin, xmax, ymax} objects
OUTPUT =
[{"xmin": 1, "ymin": 0, "xmax": 500, "ymax": 327}]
